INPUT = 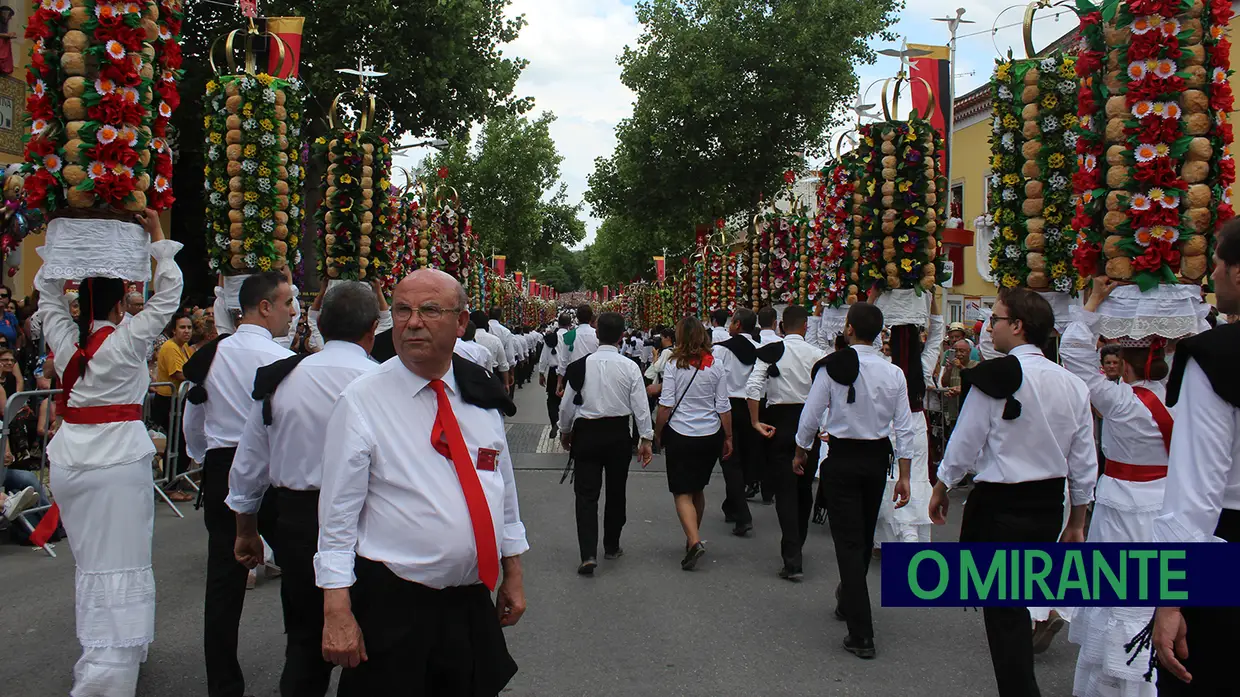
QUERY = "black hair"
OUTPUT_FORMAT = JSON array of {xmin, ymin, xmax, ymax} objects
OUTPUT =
[
  {"xmin": 997, "ymin": 287, "xmax": 1054, "ymax": 348},
  {"xmin": 488, "ymin": 306, "xmax": 504, "ymax": 322},
  {"xmin": 319, "ymin": 281, "xmax": 380, "ymax": 343},
  {"xmin": 781, "ymin": 305, "xmax": 809, "ymax": 332},
  {"xmin": 238, "ymin": 270, "xmax": 288, "ymax": 314},
  {"xmin": 710, "ymin": 308, "xmax": 729, "ymax": 327},
  {"xmin": 757, "ymin": 306, "xmax": 778, "ymax": 329},
  {"xmin": 576, "ymin": 304, "xmax": 594, "ymax": 324},
  {"xmin": 558, "ymin": 312, "xmax": 572, "ymax": 328},
  {"xmin": 834, "ymin": 335, "xmax": 850, "ymax": 351},
  {"xmin": 76, "ymin": 276, "xmax": 126, "ymax": 377},
  {"xmin": 1100, "ymin": 343, "xmax": 1122, "ymax": 361},
  {"xmin": 469, "ymin": 310, "xmax": 490, "ymax": 328},
  {"xmin": 464, "ymin": 321, "xmax": 478, "ymax": 341},
  {"xmin": 660, "ymin": 327, "xmax": 676, "ymax": 344},
  {"xmin": 164, "ymin": 311, "xmax": 192, "ymax": 337},
  {"xmin": 845, "ymin": 303, "xmax": 884, "ymax": 342},
  {"xmin": 598, "ymin": 312, "xmax": 625, "ymax": 344},
  {"xmin": 1219, "ymin": 216, "xmax": 1240, "ymax": 266}
]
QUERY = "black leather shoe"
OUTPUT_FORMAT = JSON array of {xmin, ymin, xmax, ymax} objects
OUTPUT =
[
  {"xmin": 843, "ymin": 635, "xmax": 876, "ymax": 659},
  {"xmin": 681, "ymin": 541, "xmax": 706, "ymax": 570},
  {"xmin": 577, "ymin": 559, "xmax": 597, "ymax": 575},
  {"xmin": 604, "ymin": 548, "xmax": 624, "ymax": 560},
  {"xmin": 778, "ymin": 567, "xmax": 803, "ymax": 582},
  {"xmin": 833, "ymin": 607, "xmax": 846, "ymax": 621},
  {"xmin": 744, "ymin": 484, "xmax": 761, "ymax": 500},
  {"xmin": 732, "ymin": 522, "xmax": 753, "ymax": 537}
]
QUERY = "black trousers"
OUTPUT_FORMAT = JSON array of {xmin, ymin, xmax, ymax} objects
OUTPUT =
[
  {"xmin": 571, "ymin": 417, "xmax": 633, "ymax": 561},
  {"xmin": 269, "ymin": 488, "xmax": 334, "ymax": 697},
  {"xmin": 202, "ymin": 447, "xmax": 278, "ymax": 697},
  {"xmin": 821, "ymin": 437, "xmax": 892, "ymax": 642},
  {"xmin": 765, "ymin": 404, "xmax": 815, "ymax": 571},
  {"xmin": 719, "ymin": 398, "xmax": 754, "ymax": 526},
  {"xmin": 545, "ymin": 368, "xmax": 561, "ymax": 428},
  {"xmin": 1157, "ymin": 508, "xmax": 1240, "ymax": 697},
  {"xmin": 959, "ymin": 478, "xmax": 1065, "ymax": 697},
  {"xmin": 337, "ymin": 558, "xmax": 517, "ymax": 697}
]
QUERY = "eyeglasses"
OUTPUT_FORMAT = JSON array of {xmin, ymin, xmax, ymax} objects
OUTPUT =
[
  {"xmin": 990, "ymin": 315, "xmax": 1016, "ymax": 325},
  {"xmin": 392, "ymin": 304, "xmax": 462, "ymax": 322}
]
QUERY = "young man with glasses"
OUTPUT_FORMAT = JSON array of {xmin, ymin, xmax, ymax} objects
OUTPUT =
[{"xmin": 929, "ymin": 287, "xmax": 1097, "ymax": 696}]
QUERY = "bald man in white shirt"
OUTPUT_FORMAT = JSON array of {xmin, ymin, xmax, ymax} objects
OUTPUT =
[{"xmin": 317, "ymin": 270, "xmax": 527, "ymax": 697}]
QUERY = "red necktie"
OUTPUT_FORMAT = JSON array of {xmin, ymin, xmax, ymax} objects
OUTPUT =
[{"xmin": 428, "ymin": 379, "xmax": 500, "ymax": 590}]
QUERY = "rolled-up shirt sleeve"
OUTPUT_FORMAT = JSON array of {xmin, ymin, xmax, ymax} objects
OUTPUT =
[
  {"xmin": 315, "ymin": 393, "xmax": 376, "ymax": 589},
  {"xmin": 226, "ymin": 401, "xmax": 272, "ymax": 515},
  {"xmin": 182, "ymin": 400, "xmax": 207, "ymax": 465},
  {"xmin": 745, "ymin": 359, "xmax": 770, "ymax": 402},
  {"xmin": 497, "ymin": 441, "xmax": 530, "ymax": 558},
  {"xmin": 796, "ymin": 371, "xmax": 831, "ymax": 450},
  {"xmin": 936, "ymin": 388, "xmax": 995, "ymax": 488},
  {"xmin": 714, "ymin": 367, "xmax": 730, "ymax": 414},
  {"xmin": 658, "ymin": 364, "xmax": 678, "ymax": 408},
  {"xmin": 1154, "ymin": 359, "xmax": 1235, "ymax": 543},
  {"xmin": 1067, "ymin": 383, "xmax": 1099, "ymax": 507},
  {"xmin": 891, "ymin": 379, "xmax": 916, "ymax": 461}
]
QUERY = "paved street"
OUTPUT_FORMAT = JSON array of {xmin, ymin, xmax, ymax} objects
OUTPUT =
[{"xmin": 0, "ymin": 380, "xmax": 1081, "ymax": 696}]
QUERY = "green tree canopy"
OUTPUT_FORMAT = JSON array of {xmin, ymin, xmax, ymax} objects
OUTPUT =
[
  {"xmin": 419, "ymin": 112, "xmax": 587, "ymax": 269},
  {"xmin": 583, "ymin": 216, "xmax": 683, "ymax": 288},
  {"xmin": 586, "ymin": 0, "xmax": 899, "ymax": 241},
  {"xmin": 172, "ymin": 0, "xmax": 530, "ymax": 297}
]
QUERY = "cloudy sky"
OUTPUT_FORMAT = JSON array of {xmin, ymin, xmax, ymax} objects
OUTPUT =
[{"xmin": 395, "ymin": 0, "xmax": 1076, "ymax": 245}]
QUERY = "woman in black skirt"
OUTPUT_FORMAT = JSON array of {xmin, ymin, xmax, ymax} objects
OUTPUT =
[{"xmin": 654, "ymin": 316, "xmax": 733, "ymax": 570}]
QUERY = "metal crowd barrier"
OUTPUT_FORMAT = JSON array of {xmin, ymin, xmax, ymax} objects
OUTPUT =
[
  {"xmin": 146, "ymin": 382, "xmax": 185, "ymax": 519},
  {"xmin": 163, "ymin": 381, "xmax": 200, "ymax": 509},
  {"xmin": 0, "ymin": 388, "xmax": 63, "ymax": 557}
]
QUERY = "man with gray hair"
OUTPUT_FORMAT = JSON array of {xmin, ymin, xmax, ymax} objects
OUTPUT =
[{"xmin": 226, "ymin": 281, "xmax": 381, "ymax": 697}]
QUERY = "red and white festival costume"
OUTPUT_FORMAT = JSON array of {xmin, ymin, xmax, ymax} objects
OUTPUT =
[{"xmin": 37, "ymin": 239, "xmax": 182, "ymax": 697}]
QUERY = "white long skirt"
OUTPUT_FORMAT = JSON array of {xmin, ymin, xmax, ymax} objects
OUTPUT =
[
  {"xmin": 50, "ymin": 456, "xmax": 156, "ymax": 697},
  {"xmin": 875, "ymin": 415, "xmax": 932, "ymax": 545},
  {"xmin": 1067, "ymin": 477, "xmax": 1163, "ymax": 697}
]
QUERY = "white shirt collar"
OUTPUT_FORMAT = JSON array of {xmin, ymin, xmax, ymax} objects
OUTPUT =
[
  {"xmin": 1009, "ymin": 343, "xmax": 1043, "ymax": 358},
  {"xmin": 598, "ymin": 345, "xmax": 619, "ymax": 353},
  {"xmin": 785, "ymin": 334, "xmax": 806, "ymax": 344},
  {"xmin": 322, "ymin": 340, "xmax": 369, "ymax": 358},
  {"xmin": 236, "ymin": 323, "xmax": 275, "ymax": 341},
  {"xmin": 90, "ymin": 319, "xmax": 118, "ymax": 332},
  {"xmin": 402, "ymin": 361, "xmax": 459, "ymax": 398},
  {"xmin": 853, "ymin": 343, "xmax": 880, "ymax": 355},
  {"xmin": 760, "ymin": 329, "xmax": 778, "ymax": 338}
]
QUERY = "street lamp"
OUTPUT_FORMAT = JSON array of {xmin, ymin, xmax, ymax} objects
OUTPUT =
[{"xmin": 392, "ymin": 138, "xmax": 450, "ymax": 153}]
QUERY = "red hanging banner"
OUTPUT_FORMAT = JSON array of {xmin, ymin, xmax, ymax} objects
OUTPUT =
[
  {"xmin": 909, "ymin": 43, "xmax": 952, "ymax": 179},
  {"xmin": 654, "ymin": 256, "xmax": 665, "ymax": 282},
  {"xmin": 493, "ymin": 255, "xmax": 506, "ymax": 276},
  {"xmin": 514, "ymin": 271, "xmax": 523, "ymax": 289},
  {"xmin": 266, "ymin": 16, "xmax": 305, "ymax": 79}
]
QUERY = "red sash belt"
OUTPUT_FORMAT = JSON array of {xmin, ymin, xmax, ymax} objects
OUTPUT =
[
  {"xmin": 60, "ymin": 404, "xmax": 143, "ymax": 425},
  {"xmin": 1104, "ymin": 459, "xmax": 1168, "ymax": 483}
]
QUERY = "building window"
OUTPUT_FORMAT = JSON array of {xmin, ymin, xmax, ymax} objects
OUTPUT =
[
  {"xmin": 951, "ymin": 183, "xmax": 964, "ymax": 220},
  {"xmin": 946, "ymin": 294, "xmax": 964, "ymax": 325}
]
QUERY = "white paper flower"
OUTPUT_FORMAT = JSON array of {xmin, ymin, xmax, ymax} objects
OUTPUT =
[
  {"xmin": 291, "ymin": 127, "xmax": 301, "ymax": 138},
  {"xmin": 262, "ymin": 220, "xmax": 275, "ymax": 232},
  {"xmin": 209, "ymin": 192, "xmax": 223, "ymax": 206},
  {"xmin": 242, "ymin": 159, "xmax": 258, "ymax": 173},
  {"xmin": 293, "ymin": 249, "xmax": 302, "ymax": 265},
  {"xmin": 243, "ymin": 119, "xmax": 258, "ymax": 131},
  {"xmin": 1041, "ymin": 57, "xmax": 1056, "ymax": 72},
  {"xmin": 1005, "ymin": 245, "xmax": 1020, "ymax": 259},
  {"xmin": 259, "ymin": 133, "xmax": 276, "ymax": 146},
  {"xmin": 993, "ymin": 116, "xmax": 1002, "ymax": 133},
  {"xmin": 209, "ymin": 258, "xmax": 220, "ymax": 270},
  {"xmin": 241, "ymin": 76, "xmax": 256, "ymax": 90},
  {"xmin": 1054, "ymin": 277, "xmax": 1072, "ymax": 292},
  {"xmin": 258, "ymin": 178, "xmax": 272, "ymax": 192},
  {"xmin": 990, "ymin": 174, "xmax": 1001, "ymax": 188},
  {"xmin": 288, "ymin": 164, "xmax": 300, "ymax": 179},
  {"xmin": 1049, "ymin": 173, "xmax": 1068, "ymax": 190},
  {"xmin": 1069, "ymin": 242, "xmax": 1079, "ymax": 252},
  {"xmin": 1057, "ymin": 80, "xmax": 1075, "ymax": 95},
  {"xmin": 245, "ymin": 253, "xmax": 258, "ymax": 267},
  {"xmin": 289, "ymin": 205, "xmax": 300, "ymax": 218},
  {"xmin": 243, "ymin": 203, "xmax": 258, "ymax": 217},
  {"xmin": 288, "ymin": 78, "xmax": 302, "ymax": 90},
  {"xmin": 1042, "ymin": 116, "xmax": 1060, "ymax": 133},
  {"xmin": 1063, "ymin": 131, "xmax": 1079, "ymax": 149},
  {"xmin": 215, "ymin": 234, "xmax": 228, "ymax": 247},
  {"xmin": 208, "ymin": 145, "xmax": 220, "ymax": 161},
  {"xmin": 1002, "ymin": 188, "xmax": 1017, "ymax": 201},
  {"xmin": 1001, "ymin": 132, "xmax": 1015, "ymax": 152},
  {"xmin": 1046, "ymin": 227, "xmax": 1062, "ymax": 240},
  {"xmin": 263, "ymin": 88, "xmax": 277, "ymax": 104},
  {"xmin": 998, "ymin": 85, "xmax": 1012, "ymax": 100}
]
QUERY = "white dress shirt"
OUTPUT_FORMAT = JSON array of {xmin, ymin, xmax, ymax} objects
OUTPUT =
[
  {"xmin": 536, "ymin": 334, "xmax": 556, "ymax": 377},
  {"xmin": 711, "ymin": 326, "xmax": 731, "ymax": 344},
  {"xmin": 936, "ymin": 343, "xmax": 1097, "ymax": 507},
  {"xmin": 746, "ymin": 334, "xmax": 824, "ymax": 405},
  {"xmin": 795, "ymin": 344, "xmax": 916, "ymax": 458},
  {"xmin": 641, "ymin": 341, "xmax": 654, "ymax": 364},
  {"xmin": 183, "ymin": 324, "xmax": 294, "ymax": 455},
  {"xmin": 488, "ymin": 319, "xmax": 518, "ymax": 366},
  {"xmin": 758, "ymin": 328, "xmax": 781, "ymax": 346},
  {"xmin": 315, "ymin": 360, "xmax": 530, "ymax": 589},
  {"xmin": 39, "ymin": 240, "xmax": 183, "ymax": 469},
  {"xmin": 658, "ymin": 357, "xmax": 731, "ymax": 437},
  {"xmin": 226, "ymin": 341, "xmax": 377, "ymax": 514},
  {"xmin": 1154, "ymin": 359, "xmax": 1240, "ymax": 543},
  {"xmin": 559, "ymin": 324, "xmax": 599, "ymax": 372},
  {"xmin": 454, "ymin": 338, "xmax": 494, "ymax": 369},
  {"xmin": 559, "ymin": 345, "xmax": 653, "ymax": 439},
  {"xmin": 308, "ymin": 308, "xmax": 392, "ymax": 352},
  {"xmin": 214, "ymin": 284, "xmax": 302, "ymax": 347},
  {"xmin": 473, "ymin": 328, "xmax": 510, "ymax": 373},
  {"xmin": 714, "ymin": 334, "xmax": 760, "ymax": 399}
]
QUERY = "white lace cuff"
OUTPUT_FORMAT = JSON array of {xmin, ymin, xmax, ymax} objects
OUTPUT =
[{"xmin": 1152, "ymin": 512, "xmax": 1225, "ymax": 544}]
